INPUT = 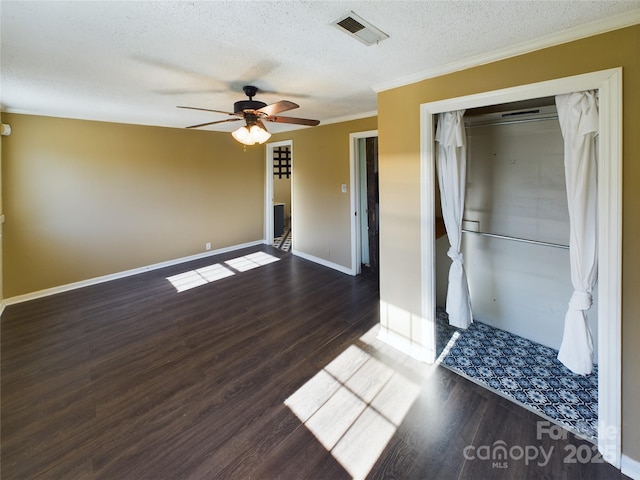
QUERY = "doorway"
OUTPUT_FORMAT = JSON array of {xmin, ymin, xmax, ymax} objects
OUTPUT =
[
  {"xmin": 435, "ymin": 100, "xmax": 601, "ymax": 443},
  {"xmin": 350, "ymin": 130, "xmax": 379, "ymax": 277},
  {"xmin": 419, "ymin": 69, "xmax": 622, "ymax": 466},
  {"xmin": 265, "ymin": 140, "xmax": 293, "ymax": 250}
]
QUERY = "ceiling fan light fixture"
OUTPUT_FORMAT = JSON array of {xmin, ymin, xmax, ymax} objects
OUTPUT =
[
  {"xmin": 232, "ymin": 125, "xmax": 254, "ymax": 145},
  {"xmin": 249, "ymin": 124, "xmax": 271, "ymax": 144},
  {"xmin": 231, "ymin": 124, "xmax": 271, "ymax": 146}
]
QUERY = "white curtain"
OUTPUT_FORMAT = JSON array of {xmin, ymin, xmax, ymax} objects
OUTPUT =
[
  {"xmin": 555, "ymin": 91, "xmax": 599, "ymax": 375},
  {"xmin": 436, "ymin": 110, "xmax": 473, "ymax": 329}
]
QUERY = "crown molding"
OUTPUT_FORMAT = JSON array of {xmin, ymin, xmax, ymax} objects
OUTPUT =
[{"xmin": 373, "ymin": 11, "xmax": 640, "ymax": 93}]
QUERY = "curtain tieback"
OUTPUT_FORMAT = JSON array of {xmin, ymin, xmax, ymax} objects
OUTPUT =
[
  {"xmin": 447, "ymin": 248, "xmax": 464, "ymax": 264},
  {"xmin": 568, "ymin": 290, "xmax": 592, "ymax": 310}
]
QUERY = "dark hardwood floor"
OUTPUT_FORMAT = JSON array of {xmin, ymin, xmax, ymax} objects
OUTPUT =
[{"xmin": 1, "ymin": 245, "xmax": 627, "ymax": 479}]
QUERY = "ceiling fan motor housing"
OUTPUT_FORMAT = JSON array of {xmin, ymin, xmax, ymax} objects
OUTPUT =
[
  {"xmin": 234, "ymin": 99, "xmax": 267, "ymax": 113},
  {"xmin": 234, "ymin": 85, "xmax": 266, "ymax": 113}
]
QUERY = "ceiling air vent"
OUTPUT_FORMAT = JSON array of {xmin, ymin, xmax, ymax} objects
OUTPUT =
[{"xmin": 332, "ymin": 12, "xmax": 389, "ymax": 46}]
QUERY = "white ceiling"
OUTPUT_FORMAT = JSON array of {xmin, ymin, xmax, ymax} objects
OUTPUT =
[{"xmin": 1, "ymin": 1, "xmax": 639, "ymax": 133}]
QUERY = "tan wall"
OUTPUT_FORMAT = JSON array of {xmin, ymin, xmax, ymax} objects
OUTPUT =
[
  {"xmin": 378, "ymin": 25, "xmax": 640, "ymax": 461},
  {"xmin": 2, "ymin": 112, "xmax": 378, "ymax": 295},
  {"xmin": 272, "ymin": 116, "xmax": 377, "ymax": 269},
  {"xmin": 2, "ymin": 114, "xmax": 265, "ymax": 298}
]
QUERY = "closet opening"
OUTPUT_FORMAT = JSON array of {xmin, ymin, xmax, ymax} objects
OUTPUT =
[
  {"xmin": 417, "ymin": 68, "xmax": 622, "ymax": 468},
  {"xmin": 434, "ymin": 97, "xmax": 599, "ymax": 443}
]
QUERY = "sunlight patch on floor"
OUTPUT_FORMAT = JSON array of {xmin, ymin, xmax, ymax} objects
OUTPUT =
[
  {"xmin": 224, "ymin": 251, "xmax": 280, "ymax": 272},
  {"xmin": 166, "ymin": 264, "xmax": 234, "ymax": 292},
  {"xmin": 284, "ymin": 330, "xmax": 421, "ymax": 479},
  {"xmin": 166, "ymin": 252, "xmax": 280, "ymax": 292}
]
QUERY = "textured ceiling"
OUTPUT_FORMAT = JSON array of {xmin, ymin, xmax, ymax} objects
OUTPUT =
[{"xmin": 1, "ymin": 1, "xmax": 639, "ymax": 133}]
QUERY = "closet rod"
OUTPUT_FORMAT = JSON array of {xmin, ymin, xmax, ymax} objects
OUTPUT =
[
  {"xmin": 461, "ymin": 229, "xmax": 569, "ymax": 249},
  {"xmin": 465, "ymin": 114, "xmax": 558, "ymax": 128}
]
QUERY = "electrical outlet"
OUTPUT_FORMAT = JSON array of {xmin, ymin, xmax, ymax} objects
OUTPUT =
[{"xmin": 205, "ymin": 242, "xmax": 212, "ymax": 251}]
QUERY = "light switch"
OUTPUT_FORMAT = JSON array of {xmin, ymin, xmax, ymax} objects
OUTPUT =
[{"xmin": 341, "ymin": 184, "xmax": 347, "ymax": 193}]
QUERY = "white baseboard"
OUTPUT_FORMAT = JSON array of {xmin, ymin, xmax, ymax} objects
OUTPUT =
[
  {"xmin": 1, "ymin": 240, "xmax": 263, "ymax": 310},
  {"xmin": 622, "ymin": 454, "xmax": 640, "ymax": 480},
  {"xmin": 377, "ymin": 327, "xmax": 433, "ymax": 363},
  {"xmin": 291, "ymin": 249, "xmax": 354, "ymax": 276}
]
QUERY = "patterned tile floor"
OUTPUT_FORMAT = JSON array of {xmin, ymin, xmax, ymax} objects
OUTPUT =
[
  {"xmin": 273, "ymin": 227, "xmax": 291, "ymax": 252},
  {"xmin": 436, "ymin": 308, "xmax": 598, "ymax": 443}
]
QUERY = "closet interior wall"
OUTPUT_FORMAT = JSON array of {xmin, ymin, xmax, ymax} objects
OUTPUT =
[{"xmin": 436, "ymin": 100, "xmax": 599, "ymax": 356}]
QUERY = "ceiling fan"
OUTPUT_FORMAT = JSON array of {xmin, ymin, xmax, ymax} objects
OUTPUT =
[{"xmin": 178, "ymin": 85, "xmax": 320, "ymax": 145}]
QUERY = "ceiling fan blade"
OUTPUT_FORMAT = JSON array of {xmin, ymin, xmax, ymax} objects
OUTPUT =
[
  {"xmin": 257, "ymin": 100, "xmax": 299, "ymax": 116},
  {"xmin": 186, "ymin": 118, "xmax": 241, "ymax": 129},
  {"xmin": 178, "ymin": 105, "xmax": 239, "ymax": 116},
  {"xmin": 256, "ymin": 119, "xmax": 269, "ymax": 131},
  {"xmin": 265, "ymin": 115, "xmax": 320, "ymax": 126}
]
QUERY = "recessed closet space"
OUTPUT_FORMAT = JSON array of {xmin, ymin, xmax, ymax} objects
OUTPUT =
[
  {"xmin": 435, "ymin": 97, "xmax": 599, "ymax": 441},
  {"xmin": 466, "ymin": 98, "xmax": 597, "ymax": 351}
]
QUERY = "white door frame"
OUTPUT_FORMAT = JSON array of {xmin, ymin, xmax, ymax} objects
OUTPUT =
[
  {"xmin": 265, "ymin": 140, "xmax": 293, "ymax": 246},
  {"xmin": 349, "ymin": 130, "xmax": 378, "ymax": 275},
  {"xmin": 420, "ymin": 68, "xmax": 622, "ymax": 467}
]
